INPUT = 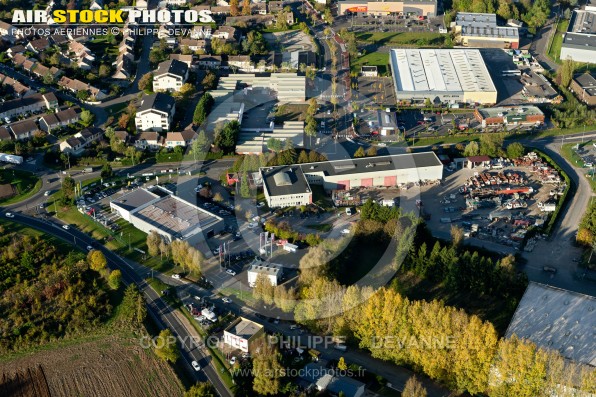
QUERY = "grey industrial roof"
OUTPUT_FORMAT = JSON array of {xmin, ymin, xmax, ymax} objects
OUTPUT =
[
  {"xmin": 155, "ymin": 59, "xmax": 188, "ymax": 78},
  {"xmin": 477, "ymin": 106, "xmax": 543, "ymax": 119},
  {"xmin": 328, "ymin": 377, "xmax": 365, "ymax": 397},
  {"xmin": 505, "ymin": 282, "xmax": 596, "ymax": 366},
  {"xmin": 574, "ymin": 73, "xmax": 596, "ymax": 96},
  {"xmin": 248, "ymin": 259, "xmax": 283, "ymax": 276},
  {"xmin": 563, "ymin": 10, "xmax": 596, "ymax": 48},
  {"xmin": 112, "ymin": 188, "xmax": 160, "ymax": 212},
  {"xmin": 262, "ymin": 165, "xmax": 311, "ymax": 197},
  {"xmin": 224, "ymin": 317, "xmax": 263, "ymax": 339},
  {"xmin": 138, "ymin": 93, "xmax": 175, "ymax": 114}
]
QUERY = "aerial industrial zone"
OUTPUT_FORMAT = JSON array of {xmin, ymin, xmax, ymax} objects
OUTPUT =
[{"xmin": 0, "ymin": 0, "xmax": 595, "ymax": 396}]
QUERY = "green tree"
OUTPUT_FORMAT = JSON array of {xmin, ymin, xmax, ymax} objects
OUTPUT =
[
  {"xmin": 138, "ymin": 72, "xmax": 153, "ymax": 92},
  {"xmin": 60, "ymin": 176, "xmax": 76, "ymax": 205},
  {"xmin": 479, "ymin": 134, "xmax": 504, "ymax": 157},
  {"xmin": 154, "ymin": 329, "xmax": 180, "ymax": 363},
  {"xmin": 463, "ymin": 141, "xmax": 480, "ymax": 157},
  {"xmin": 76, "ymin": 90, "xmax": 90, "ymax": 101},
  {"xmin": 253, "ymin": 273, "xmax": 274, "ymax": 305},
  {"xmin": 558, "ymin": 58, "xmax": 575, "ymax": 87},
  {"xmin": 354, "ymin": 147, "xmax": 365, "ymax": 158},
  {"xmin": 267, "ymin": 137, "xmax": 283, "ymax": 152},
  {"xmin": 506, "ymin": 142, "xmax": 525, "ymax": 159},
  {"xmin": 120, "ymin": 285, "xmax": 146, "ymax": 328},
  {"xmin": 43, "ymin": 73, "xmax": 55, "ymax": 85},
  {"xmin": 366, "ymin": 146, "xmax": 377, "ymax": 156},
  {"xmin": 240, "ymin": 172, "xmax": 251, "ymax": 198},
  {"xmin": 451, "ymin": 225, "xmax": 464, "ymax": 248},
  {"xmin": 202, "ymin": 72, "xmax": 218, "ymax": 90},
  {"xmin": 147, "ymin": 230, "xmax": 162, "ymax": 257},
  {"xmin": 337, "ymin": 357, "xmax": 348, "ymax": 371},
  {"xmin": 214, "ymin": 120, "xmax": 240, "ymax": 153},
  {"xmin": 193, "ymin": 93, "xmax": 214, "ymax": 125},
  {"xmin": 80, "ymin": 109, "xmax": 93, "ymax": 126},
  {"xmin": 87, "ymin": 250, "xmax": 107, "ymax": 272},
  {"xmin": 108, "ymin": 269, "xmax": 122, "ymax": 290},
  {"xmin": 297, "ymin": 150, "xmax": 309, "ymax": 163},
  {"xmin": 100, "ymin": 163, "xmax": 113, "ymax": 178},
  {"xmin": 252, "ymin": 337, "xmax": 284, "ymax": 395},
  {"xmin": 184, "ymin": 383, "xmax": 217, "ymax": 397},
  {"xmin": 230, "ymin": 0, "xmax": 239, "ymax": 16},
  {"xmin": 402, "ymin": 376, "xmax": 427, "ymax": 397}
]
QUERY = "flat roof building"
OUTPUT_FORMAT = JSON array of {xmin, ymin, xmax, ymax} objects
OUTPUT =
[
  {"xmin": 261, "ymin": 152, "xmax": 443, "ymax": 207},
  {"xmin": 452, "ymin": 12, "xmax": 519, "ymax": 49},
  {"xmin": 390, "ymin": 49, "xmax": 497, "ymax": 105},
  {"xmin": 570, "ymin": 73, "xmax": 596, "ymax": 105},
  {"xmin": 505, "ymin": 282, "xmax": 596, "ymax": 367},
  {"xmin": 223, "ymin": 317, "xmax": 265, "ymax": 353},
  {"xmin": 474, "ymin": 106, "xmax": 545, "ymax": 128},
  {"xmin": 338, "ymin": 0, "xmax": 437, "ymax": 17},
  {"xmin": 110, "ymin": 186, "xmax": 224, "ymax": 246},
  {"xmin": 561, "ymin": 10, "xmax": 596, "ymax": 64},
  {"xmin": 247, "ymin": 259, "xmax": 283, "ymax": 287}
]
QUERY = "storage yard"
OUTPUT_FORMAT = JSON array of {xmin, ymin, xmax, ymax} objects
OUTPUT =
[{"xmin": 412, "ymin": 152, "xmax": 565, "ymax": 251}]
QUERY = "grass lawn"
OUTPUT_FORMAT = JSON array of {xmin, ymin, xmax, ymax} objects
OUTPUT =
[
  {"xmin": 305, "ymin": 223, "xmax": 332, "ymax": 232},
  {"xmin": 356, "ymin": 31, "xmax": 446, "ymax": 47},
  {"xmin": 104, "ymin": 102, "xmax": 129, "ymax": 119},
  {"xmin": 218, "ymin": 287, "xmax": 258, "ymax": 306},
  {"xmin": 0, "ymin": 169, "xmax": 41, "ymax": 204},
  {"xmin": 547, "ymin": 19, "xmax": 568, "ymax": 64},
  {"xmin": 561, "ymin": 141, "xmax": 596, "ymax": 193},
  {"xmin": 351, "ymin": 52, "xmax": 390, "ymax": 75},
  {"xmin": 311, "ymin": 185, "xmax": 334, "ymax": 210}
]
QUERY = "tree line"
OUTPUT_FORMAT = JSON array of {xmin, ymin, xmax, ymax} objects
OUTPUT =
[{"xmin": 147, "ymin": 231, "xmax": 204, "ymax": 276}]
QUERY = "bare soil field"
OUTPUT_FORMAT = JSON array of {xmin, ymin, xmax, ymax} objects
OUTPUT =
[{"xmin": 0, "ymin": 336, "xmax": 183, "ymax": 397}]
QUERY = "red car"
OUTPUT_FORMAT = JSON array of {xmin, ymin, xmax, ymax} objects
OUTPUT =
[{"xmin": 417, "ymin": 120, "xmax": 426, "ymax": 125}]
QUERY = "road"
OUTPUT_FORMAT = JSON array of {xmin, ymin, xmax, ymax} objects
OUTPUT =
[
  {"xmin": 529, "ymin": 2, "xmax": 560, "ymax": 72},
  {"xmin": 6, "ymin": 212, "xmax": 233, "ymax": 397}
]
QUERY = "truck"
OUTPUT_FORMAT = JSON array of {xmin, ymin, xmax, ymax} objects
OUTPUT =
[
  {"xmin": 0, "ymin": 153, "xmax": 23, "ymax": 164},
  {"xmin": 201, "ymin": 308, "xmax": 218, "ymax": 323},
  {"xmin": 83, "ymin": 167, "xmax": 94, "ymax": 173},
  {"xmin": 538, "ymin": 201, "xmax": 556, "ymax": 212}
]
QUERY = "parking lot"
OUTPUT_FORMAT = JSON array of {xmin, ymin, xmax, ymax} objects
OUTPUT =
[
  {"xmin": 571, "ymin": 142, "xmax": 596, "ymax": 168},
  {"xmin": 334, "ymin": 13, "xmax": 445, "ymax": 33},
  {"xmin": 403, "ymin": 152, "xmax": 565, "ymax": 252},
  {"xmin": 356, "ymin": 77, "xmax": 396, "ymax": 107}
]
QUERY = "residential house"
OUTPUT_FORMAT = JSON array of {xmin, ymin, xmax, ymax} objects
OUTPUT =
[
  {"xmin": 0, "ymin": 93, "xmax": 58, "ymax": 119},
  {"xmin": 165, "ymin": 129, "xmax": 197, "ymax": 147},
  {"xmin": 49, "ymin": 34, "xmax": 69, "ymax": 45},
  {"xmin": 178, "ymin": 38, "xmax": 209, "ymax": 53},
  {"xmin": 67, "ymin": 28, "xmax": 92, "ymax": 42},
  {"xmin": 227, "ymin": 55, "xmax": 253, "ymax": 72},
  {"xmin": 0, "ymin": 126, "xmax": 12, "ymax": 141},
  {"xmin": 59, "ymin": 127, "xmax": 103, "ymax": 155},
  {"xmin": 113, "ymin": 52, "xmax": 135, "ymax": 79},
  {"xmin": 114, "ymin": 130, "xmax": 130, "ymax": 144},
  {"xmin": 327, "ymin": 377, "xmax": 365, "ymax": 397},
  {"xmin": 190, "ymin": 25, "xmax": 212, "ymax": 39},
  {"xmin": 58, "ymin": 76, "xmax": 106, "ymax": 100},
  {"xmin": 169, "ymin": 54, "xmax": 196, "ymax": 71},
  {"xmin": 21, "ymin": 58, "xmax": 37, "ymax": 75},
  {"xmin": 268, "ymin": 1, "xmax": 284, "ymax": 13},
  {"xmin": 9, "ymin": 119, "xmax": 39, "ymax": 141},
  {"xmin": 39, "ymin": 106, "xmax": 81, "ymax": 132},
  {"xmin": 11, "ymin": 53, "xmax": 27, "ymax": 67},
  {"xmin": 196, "ymin": 55, "xmax": 222, "ymax": 69},
  {"xmin": 0, "ymin": 21, "xmax": 18, "ymax": 43},
  {"xmin": 212, "ymin": 26, "xmax": 239, "ymax": 42},
  {"xmin": 153, "ymin": 59, "xmax": 189, "ymax": 92},
  {"xmin": 134, "ymin": 93, "xmax": 176, "ymax": 132},
  {"xmin": 210, "ymin": 6, "xmax": 231, "ymax": 15},
  {"xmin": 26, "ymin": 37, "xmax": 50, "ymax": 54},
  {"xmin": 66, "ymin": 41, "xmax": 95, "ymax": 70},
  {"xmin": 6, "ymin": 45, "xmax": 25, "ymax": 58},
  {"xmin": 134, "ymin": 131, "xmax": 163, "ymax": 150},
  {"xmin": 32, "ymin": 64, "xmax": 62, "ymax": 81},
  {"xmin": 253, "ymin": 3, "xmax": 267, "ymax": 14},
  {"xmin": 0, "ymin": 75, "xmax": 35, "ymax": 98}
]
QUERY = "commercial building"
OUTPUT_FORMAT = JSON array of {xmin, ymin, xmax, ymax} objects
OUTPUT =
[
  {"xmin": 236, "ymin": 121, "xmax": 305, "ymax": 154},
  {"xmin": 505, "ymin": 282, "xmax": 596, "ymax": 367},
  {"xmin": 261, "ymin": 152, "xmax": 443, "ymax": 207},
  {"xmin": 364, "ymin": 110, "xmax": 399, "ymax": 135},
  {"xmin": 153, "ymin": 59, "xmax": 189, "ymax": 92},
  {"xmin": 570, "ymin": 73, "xmax": 596, "ymax": 105},
  {"xmin": 451, "ymin": 12, "xmax": 519, "ymax": 49},
  {"xmin": 474, "ymin": 106, "xmax": 545, "ymax": 128},
  {"xmin": 223, "ymin": 317, "xmax": 265, "ymax": 353},
  {"xmin": 389, "ymin": 49, "xmax": 497, "ymax": 105},
  {"xmin": 110, "ymin": 186, "xmax": 224, "ymax": 245},
  {"xmin": 247, "ymin": 258, "xmax": 283, "ymax": 287},
  {"xmin": 338, "ymin": 0, "xmax": 437, "ymax": 17},
  {"xmin": 560, "ymin": 10, "xmax": 596, "ymax": 64},
  {"xmin": 134, "ymin": 93, "xmax": 176, "ymax": 132},
  {"xmin": 217, "ymin": 73, "xmax": 306, "ymax": 103}
]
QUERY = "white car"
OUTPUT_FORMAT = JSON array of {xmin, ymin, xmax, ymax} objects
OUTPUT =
[
  {"xmin": 171, "ymin": 274, "xmax": 181, "ymax": 279},
  {"xmin": 222, "ymin": 297, "xmax": 232, "ymax": 304},
  {"xmin": 247, "ymin": 222, "xmax": 258, "ymax": 229},
  {"xmin": 257, "ymin": 201, "xmax": 266, "ymax": 208},
  {"xmin": 86, "ymin": 246, "xmax": 93, "ymax": 251},
  {"xmin": 194, "ymin": 295, "xmax": 202, "ymax": 301},
  {"xmin": 5, "ymin": 212, "xmax": 14, "ymax": 218},
  {"xmin": 191, "ymin": 360, "xmax": 201, "ymax": 371},
  {"xmin": 226, "ymin": 269, "xmax": 236, "ymax": 276},
  {"xmin": 229, "ymin": 357, "xmax": 237, "ymax": 365},
  {"xmin": 194, "ymin": 184, "xmax": 203, "ymax": 193},
  {"xmin": 62, "ymin": 224, "xmax": 70, "ymax": 230},
  {"xmin": 341, "ymin": 229, "xmax": 350, "ymax": 235},
  {"xmin": 44, "ymin": 191, "xmax": 50, "ymax": 196}
]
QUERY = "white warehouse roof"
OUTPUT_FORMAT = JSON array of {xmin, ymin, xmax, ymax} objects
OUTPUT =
[{"xmin": 390, "ymin": 48, "xmax": 497, "ymax": 94}]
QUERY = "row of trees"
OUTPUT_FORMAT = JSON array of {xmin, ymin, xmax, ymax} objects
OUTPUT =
[
  {"xmin": 459, "ymin": 135, "xmax": 525, "ymax": 159},
  {"xmin": 229, "ymin": 150, "xmax": 328, "ymax": 175},
  {"xmin": 252, "ymin": 274, "xmax": 297, "ymax": 313},
  {"xmin": 193, "ymin": 93, "xmax": 214, "ymax": 126},
  {"xmin": 449, "ymin": 0, "xmax": 550, "ymax": 31},
  {"xmin": 147, "ymin": 231, "xmax": 205, "ymax": 276}
]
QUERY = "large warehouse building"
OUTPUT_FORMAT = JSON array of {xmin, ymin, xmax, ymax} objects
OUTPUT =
[
  {"xmin": 390, "ymin": 49, "xmax": 498, "ymax": 105},
  {"xmin": 338, "ymin": 0, "xmax": 437, "ymax": 17},
  {"xmin": 262, "ymin": 152, "xmax": 443, "ymax": 207},
  {"xmin": 560, "ymin": 10, "xmax": 596, "ymax": 64},
  {"xmin": 451, "ymin": 12, "xmax": 519, "ymax": 49},
  {"xmin": 110, "ymin": 186, "xmax": 224, "ymax": 245}
]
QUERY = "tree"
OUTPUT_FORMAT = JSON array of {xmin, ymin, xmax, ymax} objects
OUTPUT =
[
  {"xmin": 108, "ymin": 269, "xmax": 122, "ymax": 290},
  {"xmin": 324, "ymin": 8, "xmax": 334, "ymax": 24},
  {"xmin": 402, "ymin": 376, "xmax": 427, "ymax": 397},
  {"xmin": 119, "ymin": 285, "xmax": 146, "ymax": 328},
  {"xmin": 214, "ymin": 120, "xmax": 240, "ymax": 153},
  {"xmin": 253, "ymin": 273, "xmax": 274, "ymax": 305},
  {"xmin": 202, "ymin": 72, "xmax": 218, "ymax": 90},
  {"xmin": 337, "ymin": 357, "xmax": 347, "ymax": 371},
  {"xmin": 171, "ymin": 240, "xmax": 204, "ymax": 276},
  {"xmin": 463, "ymin": 141, "xmax": 480, "ymax": 157},
  {"xmin": 76, "ymin": 90, "xmax": 90, "ymax": 101},
  {"xmin": 193, "ymin": 93, "xmax": 214, "ymax": 125},
  {"xmin": 184, "ymin": 383, "xmax": 217, "ymax": 397},
  {"xmin": 354, "ymin": 147, "xmax": 366, "ymax": 158},
  {"xmin": 213, "ymin": 192, "xmax": 224, "ymax": 203},
  {"xmin": 451, "ymin": 225, "xmax": 464, "ymax": 248},
  {"xmin": 174, "ymin": 83, "xmax": 196, "ymax": 100},
  {"xmin": 479, "ymin": 134, "xmax": 504, "ymax": 157},
  {"xmin": 60, "ymin": 176, "xmax": 76, "ymax": 205},
  {"xmin": 558, "ymin": 58, "xmax": 576, "ymax": 87},
  {"xmin": 118, "ymin": 113, "xmax": 130, "ymax": 130},
  {"xmin": 138, "ymin": 72, "xmax": 153, "ymax": 92},
  {"xmin": 230, "ymin": 0, "xmax": 239, "ymax": 16},
  {"xmin": 147, "ymin": 230, "xmax": 162, "ymax": 257},
  {"xmin": 506, "ymin": 142, "xmax": 525, "ymax": 159},
  {"xmin": 267, "ymin": 137, "xmax": 283, "ymax": 152},
  {"xmin": 240, "ymin": 172, "xmax": 251, "ymax": 198},
  {"xmin": 297, "ymin": 150, "xmax": 309, "ymax": 163},
  {"xmin": 87, "ymin": 250, "xmax": 107, "ymax": 272},
  {"xmin": 154, "ymin": 329, "xmax": 180, "ymax": 363},
  {"xmin": 242, "ymin": 0, "xmax": 251, "ymax": 15},
  {"xmin": 100, "ymin": 163, "xmax": 113, "ymax": 178},
  {"xmin": 366, "ymin": 146, "xmax": 377, "ymax": 156},
  {"xmin": 43, "ymin": 73, "xmax": 55, "ymax": 85},
  {"xmin": 80, "ymin": 109, "xmax": 93, "ymax": 126},
  {"xmin": 252, "ymin": 337, "xmax": 284, "ymax": 395}
]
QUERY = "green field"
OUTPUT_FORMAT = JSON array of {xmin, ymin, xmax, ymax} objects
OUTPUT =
[
  {"xmin": 356, "ymin": 31, "xmax": 447, "ymax": 47},
  {"xmin": 547, "ymin": 19, "xmax": 568, "ymax": 64},
  {"xmin": 351, "ymin": 52, "xmax": 390, "ymax": 75},
  {"xmin": 0, "ymin": 169, "xmax": 41, "ymax": 204},
  {"xmin": 561, "ymin": 141, "xmax": 596, "ymax": 193}
]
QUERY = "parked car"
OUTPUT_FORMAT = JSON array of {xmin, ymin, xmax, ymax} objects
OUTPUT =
[
  {"xmin": 86, "ymin": 245, "xmax": 93, "ymax": 251},
  {"xmin": 543, "ymin": 266, "xmax": 557, "ymax": 274},
  {"xmin": 222, "ymin": 297, "xmax": 232, "ymax": 304},
  {"xmin": 171, "ymin": 273, "xmax": 181, "ymax": 279},
  {"xmin": 191, "ymin": 361, "xmax": 201, "ymax": 371},
  {"xmin": 5, "ymin": 212, "xmax": 14, "ymax": 218},
  {"xmin": 62, "ymin": 224, "xmax": 70, "ymax": 230},
  {"xmin": 229, "ymin": 357, "xmax": 237, "ymax": 365},
  {"xmin": 226, "ymin": 269, "xmax": 236, "ymax": 276}
]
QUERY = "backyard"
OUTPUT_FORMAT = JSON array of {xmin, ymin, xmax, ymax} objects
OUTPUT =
[{"xmin": 0, "ymin": 169, "xmax": 41, "ymax": 204}]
